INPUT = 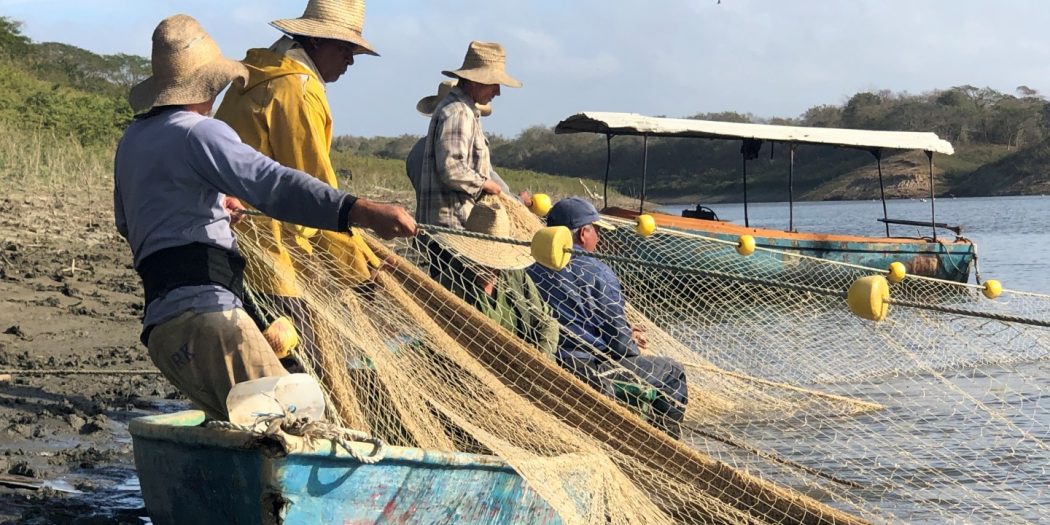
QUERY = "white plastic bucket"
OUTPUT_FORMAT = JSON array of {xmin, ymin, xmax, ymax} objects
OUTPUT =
[{"xmin": 226, "ymin": 373, "xmax": 326, "ymax": 426}]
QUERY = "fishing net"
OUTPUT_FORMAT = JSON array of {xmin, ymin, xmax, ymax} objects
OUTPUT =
[{"xmin": 233, "ymin": 194, "xmax": 1047, "ymax": 524}]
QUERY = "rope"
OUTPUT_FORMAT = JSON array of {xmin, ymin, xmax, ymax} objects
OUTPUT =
[
  {"xmin": 886, "ymin": 297, "xmax": 1050, "ymax": 328},
  {"xmin": 416, "ymin": 224, "xmax": 1050, "ymax": 329},
  {"xmin": 236, "ymin": 217, "xmax": 1050, "ymax": 328},
  {"xmin": 417, "ymin": 224, "xmax": 850, "ymax": 298},
  {"xmin": 207, "ymin": 413, "xmax": 386, "ymax": 465}
]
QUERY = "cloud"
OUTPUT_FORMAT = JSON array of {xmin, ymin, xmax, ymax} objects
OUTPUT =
[
  {"xmin": 5, "ymin": 0, "xmax": 1050, "ymax": 136},
  {"xmin": 505, "ymin": 28, "xmax": 620, "ymax": 81}
]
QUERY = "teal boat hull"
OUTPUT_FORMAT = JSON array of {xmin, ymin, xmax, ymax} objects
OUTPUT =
[
  {"xmin": 130, "ymin": 411, "xmax": 562, "ymax": 525},
  {"xmin": 603, "ymin": 208, "xmax": 975, "ymax": 283}
]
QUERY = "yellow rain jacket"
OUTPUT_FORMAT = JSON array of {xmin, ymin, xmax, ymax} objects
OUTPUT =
[{"xmin": 215, "ymin": 45, "xmax": 379, "ymax": 297}]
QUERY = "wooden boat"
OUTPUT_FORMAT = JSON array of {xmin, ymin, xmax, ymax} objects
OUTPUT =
[
  {"xmin": 130, "ymin": 411, "xmax": 562, "ymax": 525},
  {"xmin": 555, "ymin": 112, "xmax": 976, "ymax": 282}
]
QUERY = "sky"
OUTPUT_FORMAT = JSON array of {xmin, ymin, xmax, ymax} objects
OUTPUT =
[{"xmin": 2, "ymin": 0, "xmax": 1050, "ymax": 138}]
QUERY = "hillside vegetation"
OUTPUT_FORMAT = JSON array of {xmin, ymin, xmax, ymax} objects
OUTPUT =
[
  {"xmin": 4, "ymin": 15, "xmax": 1050, "ymax": 205},
  {"xmin": 339, "ymin": 90, "xmax": 1050, "ymax": 203}
]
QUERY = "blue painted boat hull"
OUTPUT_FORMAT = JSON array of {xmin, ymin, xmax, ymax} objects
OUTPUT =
[{"xmin": 130, "ymin": 411, "xmax": 562, "ymax": 525}]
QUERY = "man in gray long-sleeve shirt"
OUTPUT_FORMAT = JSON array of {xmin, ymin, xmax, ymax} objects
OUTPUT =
[{"xmin": 113, "ymin": 15, "xmax": 415, "ymax": 420}]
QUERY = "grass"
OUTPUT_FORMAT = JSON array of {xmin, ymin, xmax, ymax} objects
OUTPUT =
[
  {"xmin": 331, "ymin": 149, "xmax": 637, "ymax": 210},
  {"xmin": 939, "ymin": 143, "xmax": 1013, "ymax": 176},
  {"xmin": 0, "ymin": 122, "xmax": 114, "ymax": 212},
  {"xmin": 0, "ymin": 126, "xmax": 635, "ymax": 224}
]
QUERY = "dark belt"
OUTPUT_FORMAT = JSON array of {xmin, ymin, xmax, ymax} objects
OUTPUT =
[
  {"xmin": 136, "ymin": 242, "xmax": 246, "ymax": 311},
  {"xmin": 136, "ymin": 243, "xmax": 246, "ymax": 346}
]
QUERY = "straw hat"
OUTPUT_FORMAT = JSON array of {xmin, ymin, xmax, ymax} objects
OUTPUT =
[
  {"xmin": 129, "ymin": 14, "xmax": 248, "ymax": 115},
  {"xmin": 442, "ymin": 41, "xmax": 522, "ymax": 88},
  {"xmin": 270, "ymin": 0, "xmax": 379, "ymax": 56},
  {"xmin": 416, "ymin": 80, "xmax": 492, "ymax": 117},
  {"xmin": 432, "ymin": 199, "xmax": 533, "ymax": 270}
]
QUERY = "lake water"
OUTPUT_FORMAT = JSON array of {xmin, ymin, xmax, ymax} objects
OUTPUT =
[
  {"xmin": 662, "ymin": 196, "xmax": 1049, "ymax": 522},
  {"xmin": 661, "ymin": 195, "xmax": 1050, "ymax": 294}
]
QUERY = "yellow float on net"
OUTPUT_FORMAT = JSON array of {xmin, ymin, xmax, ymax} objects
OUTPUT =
[
  {"xmin": 983, "ymin": 279, "xmax": 1002, "ymax": 299},
  {"xmin": 635, "ymin": 214, "xmax": 656, "ymax": 237},
  {"xmin": 887, "ymin": 261, "xmax": 907, "ymax": 283},
  {"xmin": 847, "ymin": 275, "xmax": 890, "ymax": 322},
  {"xmin": 736, "ymin": 235, "xmax": 756, "ymax": 256},
  {"xmin": 263, "ymin": 316, "xmax": 300, "ymax": 359},
  {"xmin": 531, "ymin": 226, "xmax": 573, "ymax": 270},
  {"xmin": 529, "ymin": 193, "xmax": 552, "ymax": 217}
]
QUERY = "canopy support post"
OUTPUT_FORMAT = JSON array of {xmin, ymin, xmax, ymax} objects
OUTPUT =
[
  {"xmin": 742, "ymin": 154, "xmax": 749, "ymax": 227},
  {"xmin": 926, "ymin": 150, "xmax": 937, "ymax": 241},
  {"xmin": 640, "ymin": 134, "xmax": 649, "ymax": 214},
  {"xmin": 873, "ymin": 149, "xmax": 889, "ymax": 237},
  {"xmin": 603, "ymin": 134, "xmax": 612, "ymax": 210},
  {"xmin": 740, "ymin": 139, "xmax": 762, "ymax": 228},
  {"xmin": 788, "ymin": 144, "xmax": 796, "ymax": 232}
]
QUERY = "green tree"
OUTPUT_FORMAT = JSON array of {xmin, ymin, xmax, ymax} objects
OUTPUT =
[{"xmin": 0, "ymin": 17, "xmax": 29, "ymax": 57}]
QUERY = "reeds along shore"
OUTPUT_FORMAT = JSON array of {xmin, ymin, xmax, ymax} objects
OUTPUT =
[{"xmin": 0, "ymin": 122, "xmax": 635, "ymax": 214}]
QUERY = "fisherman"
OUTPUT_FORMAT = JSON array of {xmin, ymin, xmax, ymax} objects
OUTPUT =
[
  {"xmin": 408, "ymin": 80, "xmax": 538, "ymax": 214},
  {"xmin": 429, "ymin": 198, "xmax": 558, "ymax": 358},
  {"xmin": 526, "ymin": 198, "xmax": 688, "ymax": 436},
  {"xmin": 113, "ymin": 14, "xmax": 416, "ymax": 421},
  {"xmin": 214, "ymin": 0, "xmax": 389, "ymax": 365},
  {"xmin": 415, "ymin": 41, "xmax": 522, "ymax": 229}
]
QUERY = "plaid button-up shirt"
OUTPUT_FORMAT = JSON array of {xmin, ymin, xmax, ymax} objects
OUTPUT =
[{"xmin": 416, "ymin": 87, "xmax": 492, "ymax": 229}]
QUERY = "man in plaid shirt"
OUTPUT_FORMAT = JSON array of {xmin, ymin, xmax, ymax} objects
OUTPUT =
[{"xmin": 416, "ymin": 41, "xmax": 522, "ymax": 228}]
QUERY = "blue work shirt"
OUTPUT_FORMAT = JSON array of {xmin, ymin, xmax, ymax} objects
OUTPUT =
[
  {"xmin": 113, "ymin": 109, "xmax": 353, "ymax": 333},
  {"xmin": 527, "ymin": 248, "xmax": 639, "ymax": 363}
]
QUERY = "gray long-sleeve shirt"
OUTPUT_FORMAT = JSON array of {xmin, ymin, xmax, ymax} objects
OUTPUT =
[{"xmin": 114, "ymin": 109, "xmax": 353, "ymax": 331}]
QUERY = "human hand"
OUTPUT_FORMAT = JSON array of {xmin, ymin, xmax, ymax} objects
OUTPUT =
[
  {"xmin": 222, "ymin": 196, "xmax": 247, "ymax": 225},
  {"xmin": 518, "ymin": 191, "xmax": 533, "ymax": 208},
  {"xmin": 349, "ymin": 198, "xmax": 417, "ymax": 239},
  {"xmin": 631, "ymin": 325, "xmax": 648, "ymax": 350},
  {"xmin": 481, "ymin": 180, "xmax": 503, "ymax": 195}
]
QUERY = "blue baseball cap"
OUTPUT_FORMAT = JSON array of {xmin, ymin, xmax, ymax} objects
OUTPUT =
[{"xmin": 545, "ymin": 197, "xmax": 615, "ymax": 231}]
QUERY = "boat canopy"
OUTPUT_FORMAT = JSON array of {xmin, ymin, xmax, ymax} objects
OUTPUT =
[
  {"xmin": 552, "ymin": 111, "xmax": 959, "ymax": 239},
  {"xmin": 555, "ymin": 112, "xmax": 954, "ymax": 155}
]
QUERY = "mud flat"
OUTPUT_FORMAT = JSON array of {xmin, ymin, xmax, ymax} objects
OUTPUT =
[{"xmin": 0, "ymin": 192, "xmax": 184, "ymax": 524}]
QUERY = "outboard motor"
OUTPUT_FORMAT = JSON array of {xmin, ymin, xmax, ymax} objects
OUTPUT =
[{"xmin": 682, "ymin": 204, "xmax": 719, "ymax": 221}]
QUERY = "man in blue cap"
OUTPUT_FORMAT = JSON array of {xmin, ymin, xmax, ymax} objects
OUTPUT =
[{"xmin": 527, "ymin": 197, "xmax": 688, "ymax": 437}]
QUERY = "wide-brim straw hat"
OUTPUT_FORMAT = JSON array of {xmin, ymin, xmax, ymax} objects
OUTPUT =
[
  {"xmin": 416, "ymin": 80, "xmax": 492, "ymax": 117},
  {"xmin": 271, "ymin": 0, "xmax": 379, "ymax": 56},
  {"xmin": 129, "ymin": 14, "xmax": 248, "ymax": 115},
  {"xmin": 432, "ymin": 197, "xmax": 533, "ymax": 270},
  {"xmin": 442, "ymin": 41, "xmax": 522, "ymax": 88}
]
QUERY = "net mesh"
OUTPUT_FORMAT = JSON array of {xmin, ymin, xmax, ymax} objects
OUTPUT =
[{"xmin": 233, "ymin": 194, "xmax": 1047, "ymax": 524}]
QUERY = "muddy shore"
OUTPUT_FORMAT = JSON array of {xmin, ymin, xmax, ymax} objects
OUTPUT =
[{"xmin": 0, "ymin": 192, "xmax": 183, "ymax": 524}]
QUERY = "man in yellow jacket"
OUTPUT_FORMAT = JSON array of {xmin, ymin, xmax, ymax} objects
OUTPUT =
[{"xmin": 215, "ymin": 0, "xmax": 391, "ymax": 366}]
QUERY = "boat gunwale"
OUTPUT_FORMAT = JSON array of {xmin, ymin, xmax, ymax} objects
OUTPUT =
[
  {"xmin": 130, "ymin": 410, "xmax": 515, "ymax": 471},
  {"xmin": 602, "ymin": 207, "xmax": 974, "ymax": 248}
]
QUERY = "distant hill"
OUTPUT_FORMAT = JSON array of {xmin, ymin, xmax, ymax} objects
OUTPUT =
[
  {"xmin": 339, "ymin": 88, "xmax": 1050, "ymax": 202},
  {"xmin": 950, "ymin": 138, "xmax": 1050, "ymax": 197},
  {"xmin": 5, "ymin": 13, "xmax": 1050, "ymax": 202},
  {"xmin": 0, "ymin": 16, "xmax": 146, "ymax": 145}
]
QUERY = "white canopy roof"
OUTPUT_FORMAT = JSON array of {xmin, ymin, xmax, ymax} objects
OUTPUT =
[{"xmin": 555, "ymin": 112, "xmax": 954, "ymax": 155}]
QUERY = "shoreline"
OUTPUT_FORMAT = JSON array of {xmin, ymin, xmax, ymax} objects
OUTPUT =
[{"xmin": 0, "ymin": 191, "xmax": 181, "ymax": 524}]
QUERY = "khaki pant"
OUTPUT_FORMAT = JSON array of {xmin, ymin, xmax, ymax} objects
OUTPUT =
[{"xmin": 147, "ymin": 308, "xmax": 287, "ymax": 420}]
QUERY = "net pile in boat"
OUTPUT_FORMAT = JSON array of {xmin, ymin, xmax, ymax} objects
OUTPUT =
[{"xmin": 233, "ymin": 195, "xmax": 1047, "ymax": 524}]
